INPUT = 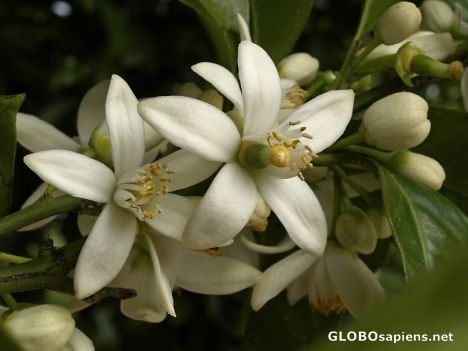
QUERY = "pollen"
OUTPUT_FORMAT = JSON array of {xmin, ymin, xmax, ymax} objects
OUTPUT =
[
  {"xmin": 312, "ymin": 296, "xmax": 347, "ymax": 316},
  {"xmin": 115, "ymin": 162, "xmax": 173, "ymax": 221},
  {"xmin": 269, "ymin": 144, "xmax": 292, "ymax": 167},
  {"xmin": 204, "ymin": 247, "xmax": 222, "ymax": 256}
]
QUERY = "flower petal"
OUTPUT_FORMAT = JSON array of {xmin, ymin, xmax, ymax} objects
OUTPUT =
[
  {"xmin": 239, "ymin": 41, "xmax": 282, "ymax": 136},
  {"xmin": 157, "ymin": 149, "xmax": 221, "ymax": 192},
  {"xmin": 176, "ymin": 251, "xmax": 260, "ymax": 295},
  {"xmin": 144, "ymin": 193, "xmax": 198, "ymax": 241},
  {"xmin": 326, "ymin": 246, "xmax": 385, "ymax": 319},
  {"xmin": 192, "ymin": 62, "xmax": 244, "ymax": 114},
  {"xmin": 284, "ymin": 89, "xmax": 354, "ymax": 153},
  {"xmin": 138, "ymin": 96, "xmax": 240, "ymax": 162},
  {"xmin": 240, "ymin": 234, "xmax": 296, "ymax": 254},
  {"xmin": 251, "ymin": 250, "xmax": 317, "ymax": 311},
  {"xmin": 77, "ymin": 80, "xmax": 110, "ymax": 146},
  {"xmin": 63, "ymin": 328, "xmax": 95, "ymax": 351},
  {"xmin": 24, "ymin": 150, "xmax": 115, "ymax": 203},
  {"xmin": 222, "ymin": 229, "xmax": 260, "ymax": 268},
  {"xmin": 18, "ymin": 183, "xmax": 58, "ymax": 231},
  {"xmin": 16, "ymin": 113, "xmax": 80, "ymax": 152},
  {"xmin": 256, "ymin": 174, "xmax": 327, "ymax": 256},
  {"xmin": 286, "ymin": 270, "xmax": 309, "ymax": 305},
  {"xmin": 237, "ymin": 13, "xmax": 252, "ymax": 42},
  {"xmin": 106, "ymin": 74, "xmax": 145, "ymax": 177},
  {"xmin": 74, "ymin": 203, "xmax": 138, "ymax": 299},
  {"xmin": 183, "ymin": 163, "xmax": 258, "ymax": 249}
]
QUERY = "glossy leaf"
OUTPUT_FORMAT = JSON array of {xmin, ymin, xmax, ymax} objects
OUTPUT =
[
  {"xmin": 415, "ymin": 106, "xmax": 468, "ymax": 198},
  {"xmin": 377, "ymin": 163, "xmax": 468, "ymax": 279},
  {"xmin": 178, "ymin": 0, "xmax": 249, "ymax": 72},
  {"xmin": 0, "ymin": 95, "xmax": 24, "ymax": 217},
  {"xmin": 251, "ymin": 0, "xmax": 314, "ymax": 63}
]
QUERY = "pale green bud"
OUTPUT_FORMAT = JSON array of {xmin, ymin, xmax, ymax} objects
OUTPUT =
[
  {"xmin": 89, "ymin": 121, "xmax": 112, "ymax": 165},
  {"xmin": 366, "ymin": 208, "xmax": 392, "ymax": 239},
  {"xmin": 336, "ymin": 207, "xmax": 378, "ymax": 254},
  {"xmin": 4, "ymin": 304, "xmax": 75, "ymax": 351},
  {"xmin": 278, "ymin": 53, "xmax": 319, "ymax": 85},
  {"xmin": 420, "ymin": 0, "xmax": 455, "ymax": 32},
  {"xmin": 390, "ymin": 151, "xmax": 446, "ymax": 190},
  {"xmin": 377, "ymin": 2, "xmax": 422, "ymax": 45},
  {"xmin": 360, "ymin": 92, "xmax": 430, "ymax": 150}
]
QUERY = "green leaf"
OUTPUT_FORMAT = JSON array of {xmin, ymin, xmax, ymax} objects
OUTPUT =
[
  {"xmin": 376, "ymin": 163, "xmax": 468, "ymax": 279},
  {"xmin": 251, "ymin": 0, "xmax": 314, "ymax": 63},
  {"xmin": 356, "ymin": 0, "xmax": 399, "ymax": 40},
  {"xmin": 178, "ymin": 0, "xmax": 249, "ymax": 72},
  {"xmin": 0, "ymin": 95, "xmax": 25, "ymax": 218},
  {"xmin": 311, "ymin": 244, "xmax": 468, "ymax": 351},
  {"xmin": 415, "ymin": 106, "xmax": 468, "ymax": 198}
]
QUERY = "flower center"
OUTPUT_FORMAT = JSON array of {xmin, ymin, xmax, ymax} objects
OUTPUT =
[
  {"xmin": 266, "ymin": 120, "xmax": 317, "ymax": 180},
  {"xmin": 281, "ymin": 84, "xmax": 309, "ymax": 109},
  {"xmin": 312, "ymin": 296, "xmax": 347, "ymax": 316},
  {"xmin": 204, "ymin": 247, "xmax": 222, "ymax": 256},
  {"xmin": 113, "ymin": 162, "xmax": 174, "ymax": 220}
]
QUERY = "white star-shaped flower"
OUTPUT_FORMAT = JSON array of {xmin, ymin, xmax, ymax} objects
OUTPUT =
[
  {"xmin": 138, "ymin": 41, "xmax": 354, "ymax": 256},
  {"xmin": 24, "ymin": 75, "xmax": 220, "ymax": 299}
]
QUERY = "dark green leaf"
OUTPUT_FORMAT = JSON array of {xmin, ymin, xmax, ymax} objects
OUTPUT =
[
  {"xmin": 311, "ymin": 244, "xmax": 468, "ymax": 351},
  {"xmin": 178, "ymin": 0, "xmax": 249, "ymax": 72},
  {"xmin": 251, "ymin": 0, "xmax": 314, "ymax": 63},
  {"xmin": 0, "ymin": 95, "xmax": 24, "ymax": 217},
  {"xmin": 356, "ymin": 0, "xmax": 399, "ymax": 39},
  {"xmin": 415, "ymin": 106, "xmax": 468, "ymax": 198},
  {"xmin": 376, "ymin": 163, "xmax": 468, "ymax": 279}
]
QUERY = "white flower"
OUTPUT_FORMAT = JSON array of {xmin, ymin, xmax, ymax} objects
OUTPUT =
[
  {"xmin": 2, "ymin": 304, "xmax": 94, "ymax": 351},
  {"xmin": 138, "ymin": 41, "xmax": 354, "ymax": 256},
  {"xmin": 278, "ymin": 53, "xmax": 319, "ymax": 85},
  {"xmin": 366, "ymin": 31, "xmax": 457, "ymax": 62},
  {"xmin": 24, "ymin": 75, "xmax": 220, "ymax": 299},
  {"xmin": 377, "ymin": 1, "xmax": 422, "ymax": 45},
  {"xmin": 114, "ymin": 228, "xmax": 261, "ymax": 323},
  {"xmin": 251, "ymin": 246, "xmax": 384, "ymax": 319},
  {"xmin": 420, "ymin": 0, "xmax": 455, "ymax": 33}
]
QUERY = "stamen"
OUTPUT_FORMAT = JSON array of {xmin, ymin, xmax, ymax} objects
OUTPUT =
[
  {"xmin": 313, "ymin": 296, "xmax": 347, "ymax": 316},
  {"xmin": 204, "ymin": 247, "xmax": 222, "ymax": 256}
]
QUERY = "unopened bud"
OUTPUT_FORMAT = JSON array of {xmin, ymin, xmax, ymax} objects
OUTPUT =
[
  {"xmin": 247, "ymin": 195, "xmax": 271, "ymax": 232},
  {"xmin": 366, "ymin": 208, "xmax": 392, "ymax": 239},
  {"xmin": 278, "ymin": 53, "xmax": 319, "ymax": 85},
  {"xmin": 360, "ymin": 92, "xmax": 430, "ymax": 150},
  {"xmin": 4, "ymin": 304, "xmax": 75, "ymax": 351},
  {"xmin": 389, "ymin": 151, "xmax": 446, "ymax": 190},
  {"xmin": 336, "ymin": 207, "xmax": 377, "ymax": 254},
  {"xmin": 377, "ymin": 2, "xmax": 422, "ymax": 45},
  {"xmin": 89, "ymin": 121, "xmax": 112, "ymax": 165},
  {"xmin": 420, "ymin": 0, "xmax": 455, "ymax": 32}
]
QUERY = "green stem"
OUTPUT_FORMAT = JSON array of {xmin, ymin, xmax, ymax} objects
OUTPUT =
[
  {"xmin": 344, "ymin": 145, "xmax": 394, "ymax": 163},
  {"xmin": 1, "ymin": 293, "xmax": 18, "ymax": 309},
  {"xmin": 333, "ymin": 166, "xmax": 373, "ymax": 206},
  {"xmin": 328, "ymin": 132, "xmax": 365, "ymax": 151},
  {"xmin": 311, "ymin": 153, "xmax": 343, "ymax": 167},
  {"xmin": 355, "ymin": 54, "xmax": 396, "ymax": 75},
  {"xmin": 351, "ymin": 37, "xmax": 381, "ymax": 72},
  {"xmin": 0, "ymin": 252, "xmax": 32, "ymax": 264},
  {"xmin": 0, "ymin": 196, "xmax": 83, "ymax": 237}
]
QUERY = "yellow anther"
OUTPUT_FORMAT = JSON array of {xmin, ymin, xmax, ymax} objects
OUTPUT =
[
  {"xmin": 269, "ymin": 144, "xmax": 292, "ymax": 167},
  {"xmin": 313, "ymin": 296, "xmax": 347, "ymax": 316},
  {"xmin": 204, "ymin": 247, "xmax": 222, "ymax": 256}
]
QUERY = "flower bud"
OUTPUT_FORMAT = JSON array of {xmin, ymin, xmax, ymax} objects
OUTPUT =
[
  {"xmin": 89, "ymin": 120, "xmax": 112, "ymax": 165},
  {"xmin": 278, "ymin": 53, "xmax": 319, "ymax": 85},
  {"xmin": 4, "ymin": 304, "xmax": 75, "ymax": 351},
  {"xmin": 336, "ymin": 207, "xmax": 378, "ymax": 254},
  {"xmin": 360, "ymin": 92, "xmax": 430, "ymax": 150},
  {"xmin": 366, "ymin": 208, "xmax": 392, "ymax": 239},
  {"xmin": 389, "ymin": 151, "xmax": 446, "ymax": 190},
  {"xmin": 377, "ymin": 2, "xmax": 422, "ymax": 45},
  {"xmin": 420, "ymin": 0, "xmax": 455, "ymax": 32}
]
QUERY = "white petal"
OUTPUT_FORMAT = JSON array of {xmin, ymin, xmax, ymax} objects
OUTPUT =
[
  {"xmin": 77, "ymin": 214, "xmax": 96, "ymax": 236},
  {"xmin": 24, "ymin": 150, "xmax": 115, "ymax": 203},
  {"xmin": 138, "ymin": 96, "xmax": 240, "ymax": 162},
  {"xmin": 286, "ymin": 271, "xmax": 310, "ymax": 305},
  {"xmin": 62, "ymin": 328, "xmax": 94, "ymax": 351},
  {"xmin": 240, "ymin": 234, "xmax": 296, "ymax": 254},
  {"xmin": 326, "ymin": 246, "xmax": 385, "ymax": 319},
  {"xmin": 144, "ymin": 193, "xmax": 198, "ymax": 241},
  {"xmin": 239, "ymin": 41, "xmax": 282, "ymax": 136},
  {"xmin": 74, "ymin": 203, "xmax": 138, "ymax": 299},
  {"xmin": 18, "ymin": 183, "xmax": 57, "ymax": 231},
  {"xmin": 222, "ymin": 229, "xmax": 259, "ymax": 268},
  {"xmin": 16, "ymin": 113, "xmax": 80, "ymax": 152},
  {"xmin": 106, "ymin": 74, "xmax": 145, "ymax": 176},
  {"xmin": 192, "ymin": 62, "xmax": 244, "ymax": 114},
  {"xmin": 251, "ymin": 250, "xmax": 317, "ymax": 311},
  {"xmin": 183, "ymin": 163, "xmax": 258, "ymax": 249},
  {"xmin": 77, "ymin": 80, "xmax": 110, "ymax": 146},
  {"xmin": 157, "ymin": 149, "xmax": 221, "ymax": 192},
  {"xmin": 176, "ymin": 251, "xmax": 260, "ymax": 295},
  {"xmin": 237, "ymin": 13, "xmax": 252, "ymax": 42},
  {"xmin": 284, "ymin": 90, "xmax": 354, "ymax": 153},
  {"xmin": 256, "ymin": 174, "xmax": 327, "ymax": 256}
]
